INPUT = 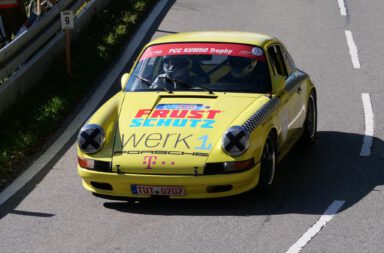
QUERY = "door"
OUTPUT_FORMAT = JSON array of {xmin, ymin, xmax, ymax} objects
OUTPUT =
[{"xmin": 267, "ymin": 44, "xmax": 306, "ymax": 146}]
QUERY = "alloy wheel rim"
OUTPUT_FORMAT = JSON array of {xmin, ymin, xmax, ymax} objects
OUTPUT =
[{"xmin": 264, "ymin": 137, "xmax": 276, "ymax": 185}]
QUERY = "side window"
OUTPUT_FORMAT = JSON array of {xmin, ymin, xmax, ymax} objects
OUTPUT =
[
  {"xmin": 281, "ymin": 47, "xmax": 295, "ymax": 75},
  {"xmin": 267, "ymin": 45, "xmax": 288, "ymax": 77}
]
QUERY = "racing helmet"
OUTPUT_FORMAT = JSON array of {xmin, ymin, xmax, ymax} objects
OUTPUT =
[
  {"xmin": 163, "ymin": 55, "xmax": 191, "ymax": 80},
  {"xmin": 228, "ymin": 56, "xmax": 258, "ymax": 78}
]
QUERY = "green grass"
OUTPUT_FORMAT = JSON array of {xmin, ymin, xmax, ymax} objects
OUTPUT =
[{"xmin": 0, "ymin": 0, "xmax": 155, "ymax": 189}]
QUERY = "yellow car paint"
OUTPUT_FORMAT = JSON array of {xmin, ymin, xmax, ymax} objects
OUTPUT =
[{"xmin": 77, "ymin": 31, "xmax": 316, "ymax": 199}]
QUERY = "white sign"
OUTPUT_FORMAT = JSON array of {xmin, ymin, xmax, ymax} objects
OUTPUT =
[{"xmin": 60, "ymin": 11, "xmax": 74, "ymax": 30}]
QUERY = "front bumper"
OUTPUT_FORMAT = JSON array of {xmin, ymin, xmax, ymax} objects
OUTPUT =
[{"xmin": 77, "ymin": 163, "xmax": 260, "ymax": 199}]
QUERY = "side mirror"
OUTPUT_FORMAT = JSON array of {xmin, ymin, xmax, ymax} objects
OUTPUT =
[
  {"xmin": 121, "ymin": 73, "xmax": 130, "ymax": 90},
  {"xmin": 273, "ymin": 75, "xmax": 286, "ymax": 93}
]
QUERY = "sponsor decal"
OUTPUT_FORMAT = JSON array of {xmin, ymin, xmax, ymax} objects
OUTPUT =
[
  {"xmin": 145, "ymin": 50, "xmax": 162, "ymax": 58},
  {"xmin": 121, "ymin": 133, "xmax": 193, "ymax": 149},
  {"xmin": 129, "ymin": 104, "xmax": 221, "ymax": 129},
  {"xmin": 239, "ymin": 50, "xmax": 253, "ymax": 56},
  {"xmin": 140, "ymin": 43, "xmax": 266, "ymax": 62},
  {"xmin": 114, "ymin": 150, "xmax": 209, "ymax": 157},
  {"xmin": 143, "ymin": 155, "xmax": 157, "ymax": 169},
  {"xmin": 155, "ymin": 104, "xmax": 209, "ymax": 110},
  {"xmin": 194, "ymin": 135, "xmax": 212, "ymax": 150},
  {"xmin": 120, "ymin": 132, "xmax": 213, "ymax": 151},
  {"xmin": 142, "ymin": 155, "xmax": 175, "ymax": 169},
  {"xmin": 252, "ymin": 47, "xmax": 264, "ymax": 56}
]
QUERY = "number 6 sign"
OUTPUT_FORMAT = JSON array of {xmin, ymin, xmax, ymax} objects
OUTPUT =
[{"xmin": 60, "ymin": 11, "xmax": 74, "ymax": 30}]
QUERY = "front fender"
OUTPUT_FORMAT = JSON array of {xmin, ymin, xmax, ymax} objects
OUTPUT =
[{"xmin": 77, "ymin": 92, "xmax": 124, "ymax": 160}]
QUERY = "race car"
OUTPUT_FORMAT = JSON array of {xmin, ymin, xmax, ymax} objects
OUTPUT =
[{"xmin": 77, "ymin": 31, "xmax": 317, "ymax": 199}]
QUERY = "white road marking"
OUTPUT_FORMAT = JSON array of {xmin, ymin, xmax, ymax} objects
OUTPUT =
[
  {"xmin": 360, "ymin": 93, "xmax": 374, "ymax": 156},
  {"xmin": 337, "ymin": 0, "xmax": 347, "ymax": 16},
  {"xmin": 286, "ymin": 200, "xmax": 345, "ymax": 253},
  {"xmin": 345, "ymin": 30, "xmax": 360, "ymax": 69},
  {"xmin": 0, "ymin": 0, "xmax": 169, "ymax": 207}
]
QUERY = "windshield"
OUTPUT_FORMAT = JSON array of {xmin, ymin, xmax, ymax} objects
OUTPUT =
[{"xmin": 124, "ymin": 42, "xmax": 271, "ymax": 93}]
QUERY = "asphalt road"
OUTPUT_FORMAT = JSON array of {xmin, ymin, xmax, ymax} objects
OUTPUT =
[{"xmin": 1, "ymin": 0, "xmax": 384, "ymax": 252}]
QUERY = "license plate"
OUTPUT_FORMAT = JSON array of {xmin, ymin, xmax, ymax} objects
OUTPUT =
[{"xmin": 131, "ymin": 185, "xmax": 185, "ymax": 196}]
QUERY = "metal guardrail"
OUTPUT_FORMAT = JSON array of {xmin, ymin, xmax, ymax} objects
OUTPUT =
[
  {"xmin": 0, "ymin": 0, "xmax": 78, "ymax": 79},
  {"xmin": 0, "ymin": 0, "xmax": 112, "ymax": 115}
]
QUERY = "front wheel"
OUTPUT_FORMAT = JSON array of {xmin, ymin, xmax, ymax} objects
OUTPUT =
[{"xmin": 257, "ymin": 134, "xmax": 277, "ymax": 192}]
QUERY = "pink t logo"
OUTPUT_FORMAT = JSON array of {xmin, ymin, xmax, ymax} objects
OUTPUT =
[{"xmin": 143, "ymin": 156, "xmax": 157, "ymax": 169}]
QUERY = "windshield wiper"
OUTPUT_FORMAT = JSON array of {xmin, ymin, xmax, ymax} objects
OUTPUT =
[
  {"xmin": 164, "ymin": 76, "xmax": 214, "ymax": 94},
  {"xmin": 190, "ymin": 85, "xmax": 214, "ymax": 94},
  {"xmin": 132, "ymin": 73, "xmax": 152, "ymax": 86}
]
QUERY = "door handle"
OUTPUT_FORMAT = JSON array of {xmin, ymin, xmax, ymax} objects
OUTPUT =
[{"xmin": 296, "ymin": 87, "xmax": 302, "ymax": 94}]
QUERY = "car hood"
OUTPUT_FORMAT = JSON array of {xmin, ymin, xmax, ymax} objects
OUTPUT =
[{"xmin": 112, "ymin": 92, "xmax": 265, "ymax": 175}]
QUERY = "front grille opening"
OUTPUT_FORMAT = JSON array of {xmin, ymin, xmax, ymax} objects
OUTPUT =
[
  {"xmin": 206, "ymin": 184, "xmax": 233, "ymax": 193},
  {"xmin": 91, "ymin": 182, "xmax": 113, "ymax": 191},
  {"xmin": 94, "ymin": 161, "xmax": 112, "ymax": 172}
]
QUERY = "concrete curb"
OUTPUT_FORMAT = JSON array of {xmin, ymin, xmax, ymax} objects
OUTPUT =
[{"xmin": 0, "ymin": 0, "xmax": 169, "ymax": 207}]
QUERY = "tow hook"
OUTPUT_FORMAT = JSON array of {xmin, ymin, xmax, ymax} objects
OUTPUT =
[{"xmin": 116, "ymin": 165, "xmax": 121, "ymax": 174}]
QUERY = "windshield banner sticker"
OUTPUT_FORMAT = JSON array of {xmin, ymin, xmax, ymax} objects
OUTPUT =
[{"xmin": 140, "ymin": 43, "xmax": 266, "ymax": 62}]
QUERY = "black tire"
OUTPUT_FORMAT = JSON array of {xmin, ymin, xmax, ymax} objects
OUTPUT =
[
  {"xmin": 257, "ymin": 134, "xmax": 277, "ymax": 192},
  {"xmin": 302, "ymin": 91, "xmax": 317, "ymax": 144}
]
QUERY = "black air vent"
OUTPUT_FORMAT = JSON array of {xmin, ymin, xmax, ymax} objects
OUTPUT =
[{"xmin": 94, "ymin": 161, "xmax": 112, "ymax": 172}]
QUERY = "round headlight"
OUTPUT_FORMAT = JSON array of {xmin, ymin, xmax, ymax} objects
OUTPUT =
[
  {"xmin": 222, "ymin": 126, "xmax": 249, "ymax": 157},
  {"xmin": 77, "ymin": 124, "xmax": 105, "ymax": 154}
]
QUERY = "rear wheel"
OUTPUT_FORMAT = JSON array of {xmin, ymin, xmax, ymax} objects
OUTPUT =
[
  {"xmin": 257, "ymin": 134, "xmax": 276, "ymax": 192},
  {"xmin": 302, "ymin": 91, "xmax": 317, "ymax": 144}
]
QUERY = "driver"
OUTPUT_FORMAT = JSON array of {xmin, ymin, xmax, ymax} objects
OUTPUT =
[
  {"xmin": 218, "ymin": 56, "xmax": 259, "ymax": 84},
  {"xmin": 151, "ymin": 55, "xmax": 204, "ymax": 90}
]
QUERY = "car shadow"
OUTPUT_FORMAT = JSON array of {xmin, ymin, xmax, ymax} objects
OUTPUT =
[{"xmin": 103, "ymin": 131, "xmax": 384, "ymax": 216}]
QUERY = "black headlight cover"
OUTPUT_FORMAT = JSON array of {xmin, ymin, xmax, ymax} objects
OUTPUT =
[
  {"xmin": 221, "ymin": 125, "xmax": 250, "ymax": 156},
  {"xmin": 77, "ymin": 124, "xmax": 105, "ymax": 154}
]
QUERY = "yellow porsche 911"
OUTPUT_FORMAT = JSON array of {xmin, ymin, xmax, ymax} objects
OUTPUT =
[{"xmin": 77, "ymin": 31, "xmax": 317, "ymax": 199}]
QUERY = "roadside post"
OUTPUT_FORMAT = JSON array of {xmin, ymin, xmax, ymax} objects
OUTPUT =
[
  {"xmin": 36, "ymin": 0, "xmax": 41, "ymax": 15},
  {"xmin": 60, "ymin": 11, "xmax": 74, "ymax": 77}
]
